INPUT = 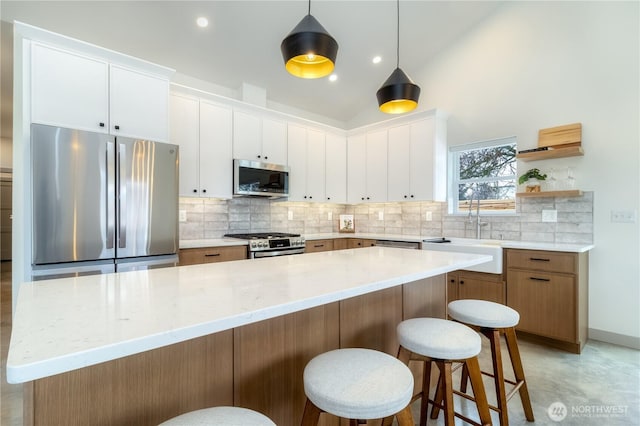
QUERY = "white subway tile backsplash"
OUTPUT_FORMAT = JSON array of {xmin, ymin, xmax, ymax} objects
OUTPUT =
[{"xmin": 179, "ymin": 192, "xmax": 593, "ymax": 244}]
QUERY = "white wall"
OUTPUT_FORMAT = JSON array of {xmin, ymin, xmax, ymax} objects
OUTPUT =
[{"xmin": 352, "ymin": 1, "xmax": 639, "ymax": 343}]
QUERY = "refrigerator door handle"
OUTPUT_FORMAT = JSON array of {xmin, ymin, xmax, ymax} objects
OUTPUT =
[
  {"xmin": 106, "ymin": 142, "xmax": 115, "ymax": 249},
  {"xmin": 118, "ymin": 143, "xmax": 127, "ymax": 249}
]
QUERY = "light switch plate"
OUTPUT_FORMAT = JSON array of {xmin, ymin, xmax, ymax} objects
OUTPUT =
[
  {"xmin": 541, "ymin": 209, "xmax": 557, "ymax": 222},
  {"xmin": 425, "ymin": 211, "xmax": 433, "ymax": 221},
  {"xmin": 378, "ymin": 211, "xmax": 384, "ymax": 220},
  {"xmin": 178, "ymin": 210, "xmax": 187, "ymax": 222},
  {"xmin": 288, "ymin": 210, "xmax": 294, "ymax": 220},
  {"xmin": 328, "ymin": 211, "xmax": 332, "ymax": 220}
]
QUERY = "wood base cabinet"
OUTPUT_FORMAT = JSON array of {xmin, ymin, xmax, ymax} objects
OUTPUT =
[
  {"xmin": 447, "ymin": 270, "xmax": 505, "ymax": 304},
  {"xmin": 179, "ymin": 246, "xmax": 247, "ymax": 265},
  {"xmin": 506, "ymin": 249, "xmax": 588, "ymax": 353}
]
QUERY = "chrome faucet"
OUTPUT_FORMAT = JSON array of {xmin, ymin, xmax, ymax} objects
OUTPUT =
[{"xmin": 468, "ymin": 187, "xmax": 488, "ymax": 239}]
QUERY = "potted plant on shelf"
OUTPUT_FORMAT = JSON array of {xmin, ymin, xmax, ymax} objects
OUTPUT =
[{"xmin": 519, "ymin": 168, "xmax": 547, "ymax": 192}]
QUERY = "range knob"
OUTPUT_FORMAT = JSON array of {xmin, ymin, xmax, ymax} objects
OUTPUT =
[{"xmin": 251, "ymin": 242, "xmax": 257, "ymax": 248}]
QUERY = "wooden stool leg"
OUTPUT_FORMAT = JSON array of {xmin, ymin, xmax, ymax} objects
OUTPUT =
[
  {"xmin": 441, "ymin": 361, "xmax": 456, "ymax": 426},
  {"xmin": 300, "ymin": 398, "xmax": 322, "ymax": 426},
  {"xmin": 395, "ymin": 404, "xmax": 415, "ymax": 426},
  {"xmin": 465, "ymin": 356, "xmax": 492, "ymax": 426},
  {"xmin": 460, "ymin": 362, "xmax": 470, "ymax": 393},
  {"xmin": 419, "ymin": 358, "xmax": 433, "ymax": 426},
  {"xmin": 429, "ymin": 368, "xmax": 444, "ymax": 419},
  {"xmin": 504, "ymin": 327, "xmax": 535, "ymax": 422},
  {"xmin": 485, "ymin": 328, "xmax": 509, "ymax": 426}
]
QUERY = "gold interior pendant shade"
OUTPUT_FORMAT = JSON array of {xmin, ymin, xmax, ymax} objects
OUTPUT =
[
  {"xmin": 377, "ymin": 68, "xmax": 420, "ymax": 114},
  {"xmin": 376, "ymin": 0, "xmax": 420, "ymax": 114},
  {"xmin": 281, "ymin": 7, "xmax": 338, "ymax": 79}
]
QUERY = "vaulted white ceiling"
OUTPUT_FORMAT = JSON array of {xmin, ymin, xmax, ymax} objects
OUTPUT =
[{"xmin": 1, "ymin": 1, "xmax": 502, "ymax": 127}]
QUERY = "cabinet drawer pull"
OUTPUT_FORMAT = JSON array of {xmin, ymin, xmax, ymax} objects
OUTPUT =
[
  {"xmin": 529, "ymin": 276, "xmax": 551, "ymax": 282},
  {"xmin": 529, "ymin": 257, "xmax": 550, "ymax": 262},
  {"xmin": 314, "ymin": 244, "xmax": 324, "ymax": 248},
  {"xmin": 205, "ymin": 253, "xmax": 221, "ymax": 257}
]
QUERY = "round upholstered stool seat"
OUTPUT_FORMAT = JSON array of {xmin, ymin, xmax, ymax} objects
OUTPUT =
[
  {"xmin": 398, "ymin": 317, "xmax": 481, "ymax": 360},
  {"xmin": 303, "ymin": 348, "xmax": 414, "ymax": 420},
  {"xmin": 448, "ymin": 299, "xmax": 520, "ymax": 328},
  {"xmin": 159, "ymin": 406, "xmax": 276, "ymax": 426}
]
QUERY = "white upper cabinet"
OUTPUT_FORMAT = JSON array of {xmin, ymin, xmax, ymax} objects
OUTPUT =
[
  {"xmin": 287, "ymin": 124, "xmax": 326, "ymax": 202},
  {"xmin": 199, "ymin": 100, "xmax": 233, "ymax": 198},
  {"xmin": 31, "ymin": 43, "xmax": 170, "ymax": 141},
  {"xmin": 170, "ymin": 94, "xmax": 199, "ymax": 196},
  {"xmin": 347, "ymin": 133, "xmax": 367, "ymax": 203},
  {"xmin": 109, "ymin": 65, "xmax": 169, "ymax": 142},
  {"xmin": 324, "ymin": 132, "xmax": 347, "ymax": 203},
  {"xmin": 348, "ymin": 130, "xmax": 388, "ymax": 203},
  {"xmin": 365, "ymin": 129, "xmax": 388, "ymax": 202},
  {"xmin": 170, "ymin": 93, "xmax": 233, "ymax": 198},
  {"xmin": 233, "ymin": 111, "xmax": 287, "ymax": 165},
  {"xmin": 387, "ymin": 117, "xmax": 447, "ymax": 202},
  {"xmin": 31, "ymin": 43, "xmax": 109, "ymax": 133}
]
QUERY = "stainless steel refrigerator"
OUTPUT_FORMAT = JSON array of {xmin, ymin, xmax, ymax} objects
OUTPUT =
[{"xmin": 31, "ymin": 123, "xmax": 179, "ymax": 279}]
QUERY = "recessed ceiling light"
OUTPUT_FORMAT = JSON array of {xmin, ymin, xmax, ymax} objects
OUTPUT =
[
  {"xmin": 329, "ymin": 74, "xmax": 338, "ymax": 82},
  {"xmin": 372, "ymin": 56, "xmax": 382, "ymax": 64},
  {"xmin": 196, "ymin": 17, "xmax": 209, "ymax": 28}
]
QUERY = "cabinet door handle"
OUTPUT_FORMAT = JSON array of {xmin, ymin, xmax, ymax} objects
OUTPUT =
[
  {"xmin": 460, "ymin": 280, "xmax": 465, "ymax": 284},
  {"xmin": 193, "ymin": 189, "xmax": 198, "ymax": 193},
  {"xmin": 205, "ymin": 253, "xmax": 221, "ymax": 257},
  {"xmin": 99, "ymin": 122, "xmax": 105, "ymax": 128},
  {"xmin": 450, "ymin": 279, "xmax": 456, "ymax": 283},
  {"xmin": 529, "ymin": 257, "xmax": 550, "ymax": 262},
  {"xmin": 529, "ymin": 276, "xmax": 551, "ymax": 282},
  {"xmin": 264, "ymin": 156, "xmax": 268, "ymax": 160},
  {"xmin": 114, "ymin": 125, "xmax": 120, "ymax": 130},
  {"xmin": 202, "ymin": 189, "xmax": 207, "ymax": 193}
]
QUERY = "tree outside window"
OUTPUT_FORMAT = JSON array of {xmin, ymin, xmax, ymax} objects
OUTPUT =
[{"xmin": 449, "ymin": 137, "xmax": 517, "ymax": 213}]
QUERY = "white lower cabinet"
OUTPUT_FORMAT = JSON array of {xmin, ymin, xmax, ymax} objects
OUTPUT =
[{"xmin": 170, "ymin": 93, "xmax": 232, "ymax": 198}]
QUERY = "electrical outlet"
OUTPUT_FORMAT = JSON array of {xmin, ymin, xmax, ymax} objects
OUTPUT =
[
  {"xmin": 178, "ymin": 210, "xmax": 187, "ymax": 222},
  {"xmin": 611, "ymin": 210, "xmax": 637, "ymax": 223},
  {"xmin": 425, "ymin": 211, "xmax": 433, "ymax": 221},
  {"xmin": 328, "ymin": 211, "xmax": 332, "ymax": 220},
  {"xmin": 378, "ymin": 211, "xmax": 384, "ymax": 220},
  {"xmin": 288, "ymin": 210, "xmax": 294, "ymax": 220},
  {"xmin": 541, "ymin": 209, "xmax": 557, "ymax": 223}
]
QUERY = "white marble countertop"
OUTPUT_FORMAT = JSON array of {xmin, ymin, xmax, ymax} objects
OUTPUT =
[
  {"xmin": 180, "ymin": 233, "xmax": 594, "ymax": 253},
  {"xmin": 7, "ymin": 247, "xmax": 491, "ymax": 384}
]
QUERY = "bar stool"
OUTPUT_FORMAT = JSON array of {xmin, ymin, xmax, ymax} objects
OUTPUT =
[
  {"xmin": 300, "ymin": 348, "xmax": 415, "ymax": 426},
  {"xmin": 159, "ymin": 406, "xmax": 276, "ymax": 425},
  {"xmin": 384, "ymin": 317, "xmax": 492, "ymax": 426},
  {"xmin": 447, "ymin": 299, "xmax": 535, "ymax": 425}
]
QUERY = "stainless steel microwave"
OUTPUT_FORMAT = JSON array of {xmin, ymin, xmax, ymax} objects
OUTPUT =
[{"xmin": 233, "ymin": 159, "xmax": 289, "ymax": 198}]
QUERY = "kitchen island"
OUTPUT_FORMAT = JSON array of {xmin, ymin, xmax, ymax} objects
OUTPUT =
[{"xmin": 8, "ymin": 247, "xmax": 491, "ymax": 426}]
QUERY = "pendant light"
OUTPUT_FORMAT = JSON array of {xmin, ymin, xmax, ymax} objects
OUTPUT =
[
  {"xmin": 281, "ymin": 0, "xmax": 338, "ymax": 79},
  {"xmin": 376, "ymin": 0, "xmax": 420, "ymax": 114}
]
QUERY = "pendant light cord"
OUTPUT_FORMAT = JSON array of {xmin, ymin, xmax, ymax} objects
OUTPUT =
[
  {"xmin": 308, "ymin": 0, "xmax": 311, "ymax": 15},
  {"xmin": 396, "ymin": 0, "xmax": 400, "ymax": 68}
]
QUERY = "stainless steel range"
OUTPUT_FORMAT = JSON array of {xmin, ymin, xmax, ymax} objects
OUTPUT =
[{"xmin": 224, "ymin": 232, "xmax": 306, "ymax": 258}]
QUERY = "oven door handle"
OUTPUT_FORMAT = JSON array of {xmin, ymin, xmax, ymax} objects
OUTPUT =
[{"xmin": 252, "ymin": 248, "xmax": 306, "ymax": 258}]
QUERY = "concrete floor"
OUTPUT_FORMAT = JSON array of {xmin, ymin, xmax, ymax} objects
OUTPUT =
[{"xmin": 1, "ymin": 262, "xmax": 639, "ymax": 425}]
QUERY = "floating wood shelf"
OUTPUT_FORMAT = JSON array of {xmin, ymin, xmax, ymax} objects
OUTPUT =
[
  {"xmin": 517, "ymin": 145, "xmax": 584, "ymax": 161},
  {"xmin": 517, "ymin": 190, "xmax": 583, "ymax": 198}
]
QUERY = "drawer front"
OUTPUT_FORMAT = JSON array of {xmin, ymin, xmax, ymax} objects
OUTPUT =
[
  {"xmin": 506, "ymin": 270, "xmax": 576, "ymax": 342},
  {"xmin": 179, "ymin": 246, "xmax": 247, "ymax": 265},
  {"xmin": 506, "ymin": 249, "xmax": 576, "ymax": 274},
  {"xmin": 305, "ymin": 239, "xmax": 334, "ymax": 253}
]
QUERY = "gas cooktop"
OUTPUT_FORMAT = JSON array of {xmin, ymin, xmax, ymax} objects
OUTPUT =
[{"xmin": 224, "ymin": 232, "xmax": 301, "ymax": 240}]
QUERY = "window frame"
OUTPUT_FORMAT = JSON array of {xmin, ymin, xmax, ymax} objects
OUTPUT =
[{"xmin": 448, "ymin": 136, "xmax": 517, "ymax": 215}]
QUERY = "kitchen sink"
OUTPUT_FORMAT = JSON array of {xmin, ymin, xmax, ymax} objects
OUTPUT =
[{"xmin": 421, "ymin": 237, "xmax": 503, "ymax": 274}]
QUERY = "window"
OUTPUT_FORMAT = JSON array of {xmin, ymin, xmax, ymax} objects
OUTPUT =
[{"xmin": 449, "ymin": 137, "xmax": 517, "ymax": 214}]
